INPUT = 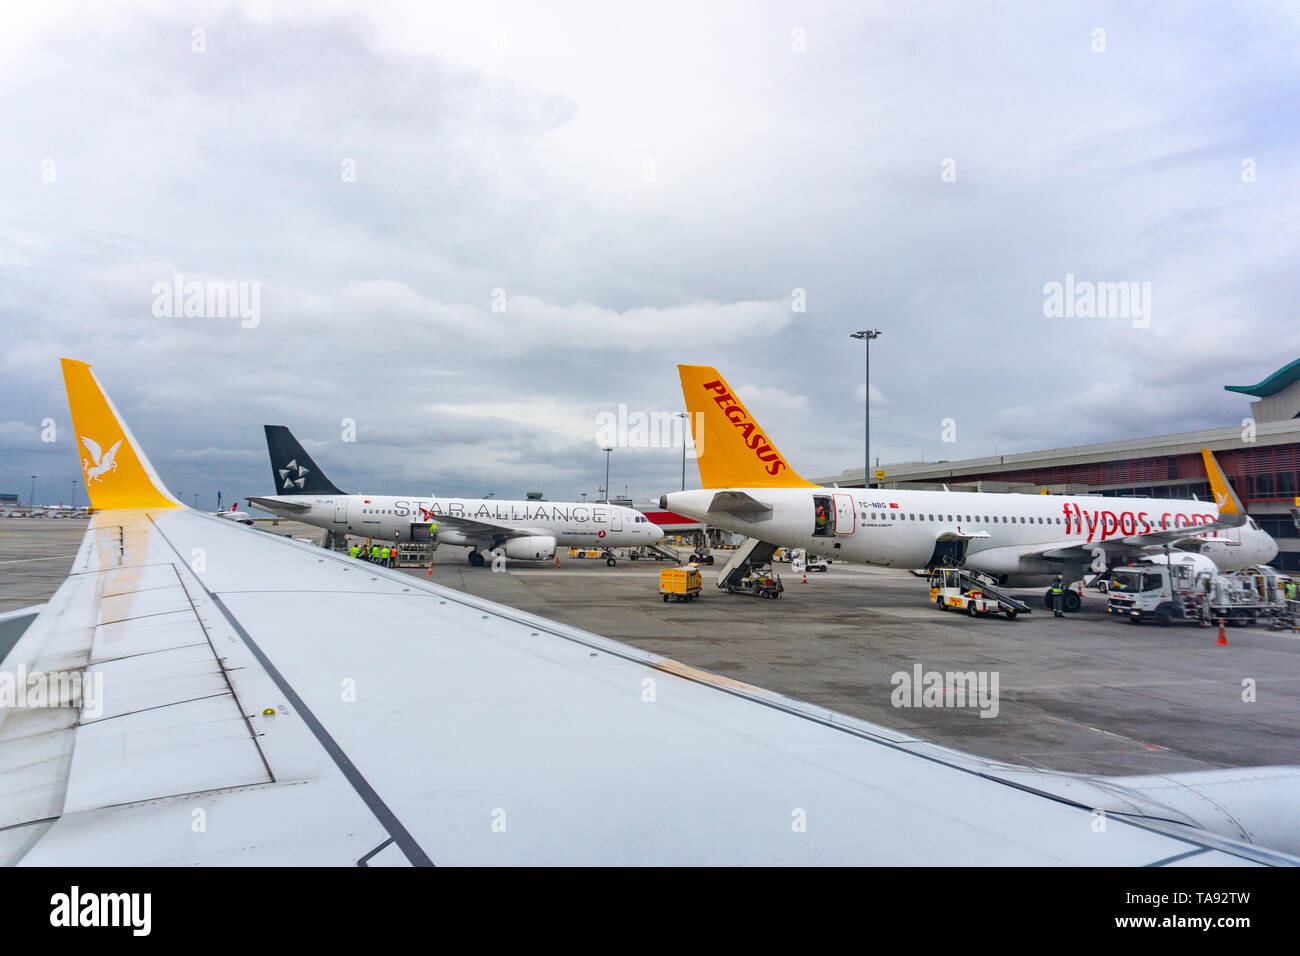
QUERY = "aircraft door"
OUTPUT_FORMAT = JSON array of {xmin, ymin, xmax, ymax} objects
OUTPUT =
[
  {"xmin": 610, "ymin": 509, "xmax": 623, "ymax": 533},
  {"xmin": 812, "ymin": 495, "xmax": 834, "ymax": 537},
  {"xmin": 333, "ymin": 499, "xmax": 348, "ymax": 524},
  {"xmin": 833, "ymin": 494, "xmax": 855, "ymax": 535}
]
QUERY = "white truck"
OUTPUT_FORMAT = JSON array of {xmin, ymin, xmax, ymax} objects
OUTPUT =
[
  {"xmin": 790, "ymin": 548, "xmax": 828, "ymax": 573},
  {"xmin": 1106, "ymin": 559, "xmax": 1290, "ymax": 627}
]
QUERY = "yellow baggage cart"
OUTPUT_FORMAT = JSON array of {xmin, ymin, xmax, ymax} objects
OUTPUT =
[{"xmin": 659, "ymin": 567, "xmax": 702, "ymax": 603}]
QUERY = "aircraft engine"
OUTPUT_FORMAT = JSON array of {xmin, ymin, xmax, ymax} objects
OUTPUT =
[{"xmin": 503, "ymin": 535, "xmax": 557, "ymax": 561}]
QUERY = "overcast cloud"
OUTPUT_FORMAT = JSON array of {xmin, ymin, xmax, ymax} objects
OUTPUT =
[{"xmin": 2, "ymin": 1, "xmax": 1298, "ymax": 508}]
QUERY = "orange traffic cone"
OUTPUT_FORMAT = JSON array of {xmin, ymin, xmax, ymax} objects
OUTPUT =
[
  {"xmin": 801, "ymin": 572, "xmax": 808, "ymax": 584},
  {"xmin": 1216, "ymin": 618, "xmax": 1228, "ymax": 646},
  {"xmin": 426, "ymin": 563, "xmax": 433, "ymax": 576}
]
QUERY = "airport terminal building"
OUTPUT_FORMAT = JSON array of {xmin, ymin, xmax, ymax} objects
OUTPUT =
[{"xmin": 814, "ymin": 359, "xmax": 1300, "ymax": 571}]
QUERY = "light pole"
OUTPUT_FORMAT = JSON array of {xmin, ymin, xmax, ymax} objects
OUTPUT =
[
  {"xmin": 70, "ymin": 479, "xmax": 77, "ymax": 509},
  {"xmin": 29, "ymin": 475, "xmax": 37, "ymax": 510},
  {"xmin": 601, "ymin": 445, "xmax": 613, "ymax": 503},
  {"xmin": 675, "ymin": 412, "xmax": 689, "ymax": 491},
  {"xmin": 850, "ymin": 330, "xmax": 882, "ymax": 488}
]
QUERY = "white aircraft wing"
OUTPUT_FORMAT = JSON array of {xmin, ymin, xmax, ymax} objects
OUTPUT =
[
  {"xmin": 7, "ymin": 359, "xmax": 1298, "ymax": 866},
  {"xmin": 1028, "ymin": 519, "xmax": 1243, "ymax": 569},
  {"xmin": 5, "ymin": 505, "xmax": 1296, "ymax": 866},
  {"xmin": 420, "ymin": 512, "xmax": 546, "ymax": 547}
]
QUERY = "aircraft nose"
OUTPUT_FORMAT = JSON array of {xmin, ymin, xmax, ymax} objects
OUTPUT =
[{"xmin": 652, "ymin": 524, "xmax": 664, "ymax": 542}]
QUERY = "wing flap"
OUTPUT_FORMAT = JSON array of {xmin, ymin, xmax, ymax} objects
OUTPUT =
[{"xmin": 63, "ymin": 695, "xmax": 271, "ymax": 813}]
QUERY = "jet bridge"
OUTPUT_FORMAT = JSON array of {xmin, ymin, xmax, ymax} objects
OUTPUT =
[{"xmin": 715, "ymin": 537, "xmax": 779, "ymax": 590}]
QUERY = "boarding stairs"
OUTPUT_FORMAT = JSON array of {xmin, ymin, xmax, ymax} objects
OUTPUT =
[{"xmin": 715, "ymin": 537, "xmax": 779, "ymax": 590}]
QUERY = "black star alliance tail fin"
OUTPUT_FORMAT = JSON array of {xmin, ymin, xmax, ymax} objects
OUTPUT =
[{"xmin": 263, "ymin": 425, "xmax": 346, "ymax": 496}]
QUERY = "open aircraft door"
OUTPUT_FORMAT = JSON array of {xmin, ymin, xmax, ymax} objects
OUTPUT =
[
  {"xmin": 833, "ymin": 493, "xmax": 856, "ymax": 535},
  {"xmin": 333, "ymin": 499, "xmax": 348, "ymax": 524}
]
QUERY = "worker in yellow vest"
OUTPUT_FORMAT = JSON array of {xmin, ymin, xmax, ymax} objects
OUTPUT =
[
  {"xmin": 370, "ymin": 544, "xmax": 380, "ymax": 562},
  {"xmin": 349, "ymin": 543, "xmax": 359, "ymax": 559}
]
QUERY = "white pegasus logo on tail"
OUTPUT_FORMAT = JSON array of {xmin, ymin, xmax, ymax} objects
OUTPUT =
[{"xmin": 81, "ymin": 436, "xmax": 123, "ymax": 483}]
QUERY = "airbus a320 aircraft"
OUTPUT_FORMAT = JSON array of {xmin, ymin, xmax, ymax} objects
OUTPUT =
[
  {"xmin": 662, "ymin": 366, "xmax": 1278, "ymax": 609},
  {"xmin": 6, "ymin": 358, "xmax": 1300, "ymax": 865},
  {"xmin": 248, "ymin": 425, "xmax": 664, "ymax": 564}
]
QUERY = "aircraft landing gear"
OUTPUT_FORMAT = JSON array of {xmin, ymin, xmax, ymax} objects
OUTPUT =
[
  {"xmin": 1042, "ymin": 589, "xmax": 1083, "ymax": 613},
  {"xmin": 468, "ymin": 550, "xmax": 485, "ymax": 567}
]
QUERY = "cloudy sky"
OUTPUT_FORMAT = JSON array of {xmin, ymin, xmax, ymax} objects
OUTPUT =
[{"xmin": 3, "ymin": 1, "xmax": 1298, "ymax": 509}]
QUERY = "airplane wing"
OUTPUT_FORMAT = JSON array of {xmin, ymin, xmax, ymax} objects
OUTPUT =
[
  {"xmin": 1009, "ymin": 451, "xmax": 1249, "ymax": 571},
  {"xmin": 6, "ymin": 359, "xmax": 1299, "ymax": 866},
  {"xmin": 1025, "ymin": 518, "xmax": 1246, "ymax": 570},
  {"xmin": 420, "ymin": 512, "xmax": 547, "ymax": 547},
  {"xmin": 246, "ymin": 495, "xmax": 309, "ymax": 515}
]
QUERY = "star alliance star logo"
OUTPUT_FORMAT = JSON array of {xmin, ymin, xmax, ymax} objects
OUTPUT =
[{"xmin": 278, "ymin": 459, "xmax": 309, "ymax": 490}]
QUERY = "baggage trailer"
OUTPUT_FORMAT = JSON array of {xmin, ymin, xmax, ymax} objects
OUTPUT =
[{"xmin": 659, "ymin": 567, "xmax": 702, "ymax": 603}]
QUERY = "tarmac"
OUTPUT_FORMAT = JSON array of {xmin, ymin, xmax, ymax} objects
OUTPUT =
[{"xmin": 3, "ymin": 515, "xmax": 1298, "ymax": 777}]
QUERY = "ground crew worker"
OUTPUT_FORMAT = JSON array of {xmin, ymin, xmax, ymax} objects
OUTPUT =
[
  {"xmin": 371, "ymin": 544, "xmax": 380, "ymax": 562},
  {"xmin": 1049, "ymin": 575, "xmax": 1065, "ymax": 618},
  {"xmin": 815, "ymin": 504, "xmax": 829, "ymax": 534},
  {"xmin": 1286, "ymin": 578, "xmax": 1297, "ymax": 601},
  {"xmin": 349, "ymin": 543, "xmax": 359, "ymax": 559},
  {"xmin": 381, "ymin": 545, "xmax": 390, "ymax": 566}
]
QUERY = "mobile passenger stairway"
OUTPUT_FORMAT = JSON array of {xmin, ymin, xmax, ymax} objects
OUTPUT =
[{"xmin": 715, "ymin": 538, "xmax": 779, "ymax": 590}]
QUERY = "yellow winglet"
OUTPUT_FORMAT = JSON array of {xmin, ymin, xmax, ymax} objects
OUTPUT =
[
  {"xmin": 61, "ymin": 359, "xmax": 181, "ymax": 511},
  {"xmin": 678, "ymin": 365, "xmax": 818, "ymax": 489},
  {"xmin": 1200, "ymin": 448, "xmax": 1243, "ymax": 516}
]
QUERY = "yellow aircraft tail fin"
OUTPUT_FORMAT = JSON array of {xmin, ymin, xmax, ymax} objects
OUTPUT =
[
  {"xmin": 677, "ymin": 365, "xmax": 819, "ymax": 489},
  {"xmin": 1201, "ymin": 448, "xmax": 1243, "ymax": 516},
  {"xmin": 61, "ymin": 358, "xmax": 182, "ymax": 511}
]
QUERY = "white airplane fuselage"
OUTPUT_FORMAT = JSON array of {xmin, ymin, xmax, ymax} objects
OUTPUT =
[
  {"xmin": 664, "ymin": 487, "xmax": 1277, "ymax": 583},
  {"xmin": 257, "ymin": 494, "xmax": 664, "ymax": 551}
]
